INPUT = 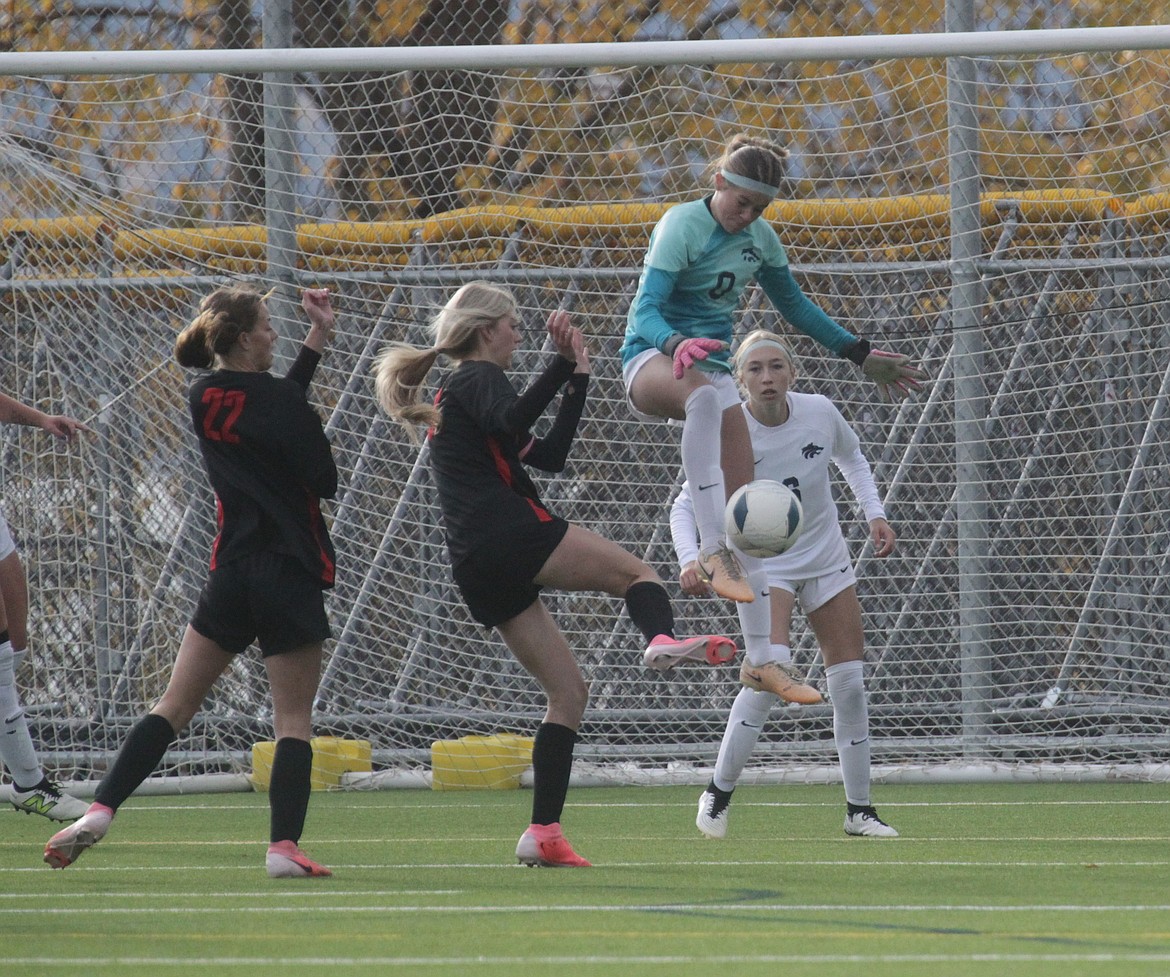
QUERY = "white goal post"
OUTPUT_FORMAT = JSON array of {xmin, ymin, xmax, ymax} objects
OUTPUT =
[
  {"xmin": 2, "ymin": 18, "xmax": 1169, "ymax": 793},
  {"xmin": 3, "ymin": 25, "xmax": 1170, "ymax": 75}
]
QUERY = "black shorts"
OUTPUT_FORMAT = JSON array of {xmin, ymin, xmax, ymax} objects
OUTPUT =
[
  {"xmin": 190, "ymin": 552, "xmax": 331, "ymax": 657},
  {"xmin": 451, "ymin": 517, "xmax": 570, "ymax": 628}
]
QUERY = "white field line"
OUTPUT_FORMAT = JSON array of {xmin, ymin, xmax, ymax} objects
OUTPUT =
[
  {"xmin": 2, "ymin": 902, "xmax": 1170, "ymax": 915},
  {"xmin": 6, "ymin": 952, "xmax": 1170, "ymax": 967},
  {"xmin": 3, "ymin": 855, "xmax": 1170, "ymax": 876}
]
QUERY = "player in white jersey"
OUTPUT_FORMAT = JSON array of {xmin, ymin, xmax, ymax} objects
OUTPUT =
[
  {"xmin": 669, "ymin": 330, "xmax": 899, "ymax": 838},
  {"xmin": 0, "ymin": 392, "xmax": 90, "ymax": 822},
  {"xmin": 622, "ymin": 133, "xmax": 924, "ymax": 702}
]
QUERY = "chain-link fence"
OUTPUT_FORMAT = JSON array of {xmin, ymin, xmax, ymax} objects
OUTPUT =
[{"xmin": 1, "ymin": 4, "xmax": 1168, "ymax": 784}]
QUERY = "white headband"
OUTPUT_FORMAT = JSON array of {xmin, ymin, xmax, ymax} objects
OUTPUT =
[
  {"xmin": 737, "ymin": 337, "xmax": 791, "ymax": 363},
  {"xmin": 720, "ymin": 168, "xmax": 780, "ymax": 197}
]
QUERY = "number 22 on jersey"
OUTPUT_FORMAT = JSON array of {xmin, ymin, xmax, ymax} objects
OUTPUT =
[{"xmin": 201, "ymin": 387, "xmax": 245, "ymax": 443}]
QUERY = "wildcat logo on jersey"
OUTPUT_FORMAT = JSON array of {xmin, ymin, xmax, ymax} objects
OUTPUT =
[
  {"xmin": 741, "ymin": 246, "xmax": 762, "ymax": 264},
  {"xmin": 801, "ymin": 441, "xmax": 824, "ymax": 459}
]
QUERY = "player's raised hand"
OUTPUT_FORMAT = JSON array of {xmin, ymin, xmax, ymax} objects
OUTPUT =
[
  {"xmin": 567, "ymin": 326, "xmax": 591, "ymax": 376},
  {"xmin": 546, "ymin": 308, "xmax": 576, "ymax": 359},
  {"xmin": 301, "ymin": 288, "xmax": 336, "ymax": 353},
  {"xmin": 304, "ymin": 289, "xmax": 336, "ymax": 334},
  {"xmin": 861, "ymin": 349, "xmax": 927, "ymax": 402}
]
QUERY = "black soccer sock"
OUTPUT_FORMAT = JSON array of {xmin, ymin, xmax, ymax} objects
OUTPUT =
[
  {"xmin": 530, "ymin": 722, "xmax": 578, "ymax": 826},
  {"xmin": 94, "ymin": 712, "xmax": 177, "ymax": 811},
  {"xmin": 624, "ymin": 581, "xmax": 675, "ymax": 644},
  {"xmin": 269, "ymin": 737, "xmax": 313, "ymax": 844}
]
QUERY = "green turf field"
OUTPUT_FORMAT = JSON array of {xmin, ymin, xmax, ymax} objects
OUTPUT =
[{"xmin": 2, "ymin": 781, "xmax": 1167, "ymax": 976}]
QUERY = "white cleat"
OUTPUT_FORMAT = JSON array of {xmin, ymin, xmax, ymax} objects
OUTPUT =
[
  {"xmin": 844, "ymin": 806, "xmax": 899, "ymax": 838},
  {"xmin": 10, "ymin": 780, "xmax": 89, "ymax": 822},
  {"xmin": 696, "ymin": 788, "xmax": 731, "ymax": 839}
]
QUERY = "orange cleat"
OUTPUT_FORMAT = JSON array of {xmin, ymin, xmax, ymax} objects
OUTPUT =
[
  {"xmin": 695, "ymin": 544, "xmax": 754, "ymax": 602},
  {"xmin": 740, "ymin": 660, "xmax": 823, "ymax": 704}
]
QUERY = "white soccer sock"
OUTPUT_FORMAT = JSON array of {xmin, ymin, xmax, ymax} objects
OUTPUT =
[
  {"xmin": 681, "ymin": 385, "xmax": 725, "ymax": 554},
  {"xmin": 826, "ymin": 659, "xmax": 870, "ymax": 806},
  {"xmin": 736, "ymin": 561, "xmax": 772, "ymax": 666},
  {"xmin": 770, "ymin": 642, "xmax": 793, "ymax": 664},
  {"xmin": 0, "ymin": 642, "xmax": 44, "ymax": 788},
  {"xmin": 712, "ymin": 686, "xmax": 777, "ymax": 792}
]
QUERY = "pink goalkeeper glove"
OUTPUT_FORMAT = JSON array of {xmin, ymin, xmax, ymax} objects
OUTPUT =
[{"xmin": 672, "ymin": 337, "xmax": 726, "ymax": 379}]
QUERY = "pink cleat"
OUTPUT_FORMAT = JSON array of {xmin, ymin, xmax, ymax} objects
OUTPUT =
[
  {"xmin": 43, "ymin": 806, "xmax": 113, "ymax": 869},
  {"xmin": 643, "ymin": 633, "xmax": 737, "ymax": 672},
  {"xmin": 515, "ymin": 822, "xmax": 592, "ymax": 868},
  {"xmin": 266, "ymin": 840, "xmax": 333, "ymax": 878}
]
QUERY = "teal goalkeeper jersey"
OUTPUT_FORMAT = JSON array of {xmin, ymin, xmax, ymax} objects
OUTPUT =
[{"xmin": 621, "ymin": 197, "xmax": 857, "ymax": 372}]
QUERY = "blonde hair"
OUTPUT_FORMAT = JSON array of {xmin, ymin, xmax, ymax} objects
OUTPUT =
[
  {"xmin": 734, "ymin": 329, "xmax": 799, "ymax": 378},
  {"xmin": 373, "ymin": 280, "xmax": 519, "ymax": 441},
  {"xmin": 714, "ymin": 134, "xmax": 789, "ymax": 192},
  {"xmin": 174, "ymin": 285, "xmax": 265, "ymax": 369}
]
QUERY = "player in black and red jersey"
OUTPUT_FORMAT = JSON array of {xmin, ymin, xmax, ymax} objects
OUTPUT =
[
  {"xmin": 45, "ymin": 285, "xmax": 339, "ymax": 878},
  {"xmin": 374, "ymin": 281, "xmax": 736, "ymax": 868}
]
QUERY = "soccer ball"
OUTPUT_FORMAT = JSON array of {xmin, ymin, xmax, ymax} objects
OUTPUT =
[{"xmin": 725, "ymin": 479, "xmax": 803, "ymax": 558}]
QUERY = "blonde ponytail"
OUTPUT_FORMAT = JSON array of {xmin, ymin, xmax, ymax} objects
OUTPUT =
[{"xmin": 372, "ymin": 280, "xmax": 521, "ymax": 441}]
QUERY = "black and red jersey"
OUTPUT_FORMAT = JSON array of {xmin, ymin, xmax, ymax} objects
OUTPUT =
[
  {"xmin": 187, "ymin": 346, "xmax": 337, "ymax": 586},
  {"xmin": 428, "ymin": 355, "xmax": 588, "ymax": 566}
]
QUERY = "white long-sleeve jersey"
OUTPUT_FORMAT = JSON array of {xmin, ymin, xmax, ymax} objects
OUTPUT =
[{"xmin": 671, "ymin": 393, "xmax": 886, "ymax": 577}]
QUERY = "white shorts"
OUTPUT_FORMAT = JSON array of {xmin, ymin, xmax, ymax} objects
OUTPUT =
[
  {"xmin": 769, "ymin": 562, "xmax": 857, "ymax": 615},
  {"xmin": 621, "ymin": 348, "xmax": 742, "ymax": 424},
  {"xmin": 0, "ymin": 510, "xmax": 15, "ymax": 561}
]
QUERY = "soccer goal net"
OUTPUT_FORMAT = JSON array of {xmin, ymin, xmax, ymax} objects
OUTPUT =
[{"xmin": 2, "ymin": 5, "xmax": 1169, "ymax": 791}]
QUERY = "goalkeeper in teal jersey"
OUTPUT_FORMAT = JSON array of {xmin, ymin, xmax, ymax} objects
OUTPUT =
[
  {"xmin": 620, "ymin": 184, "xmax": 860, "ymax": 378},
  {"xmin": 621, "ymin": 133, "xmax": 925, "ymax": 701}
]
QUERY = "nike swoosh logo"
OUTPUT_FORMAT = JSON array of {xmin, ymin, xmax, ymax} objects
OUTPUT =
[
  {"xmin": 698, "ymin": 482, "xmax": 719, "ymax": 491},
  {"xmin": 740, "ymin": 721, "xmax": 762, "ymax": 729},
  {"xmin": 754, "ymin": 458, "xmax": 764, "ymax": 465},
  {"xmin": 850, "ymin": 736, "xmax": 869, "ymax": 746},
  {"xmin": 840, "ymin": 566, "xmax": 850, "ymax": 573}
]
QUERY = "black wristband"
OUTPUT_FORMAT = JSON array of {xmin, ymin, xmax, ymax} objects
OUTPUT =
[
  {"xmin": 841, "ymin": 337, "xmax": 871, "ymax": 367},
  {"xmin": 662, "ymin": 334, "xmax": 686, "ymax": 358}
]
